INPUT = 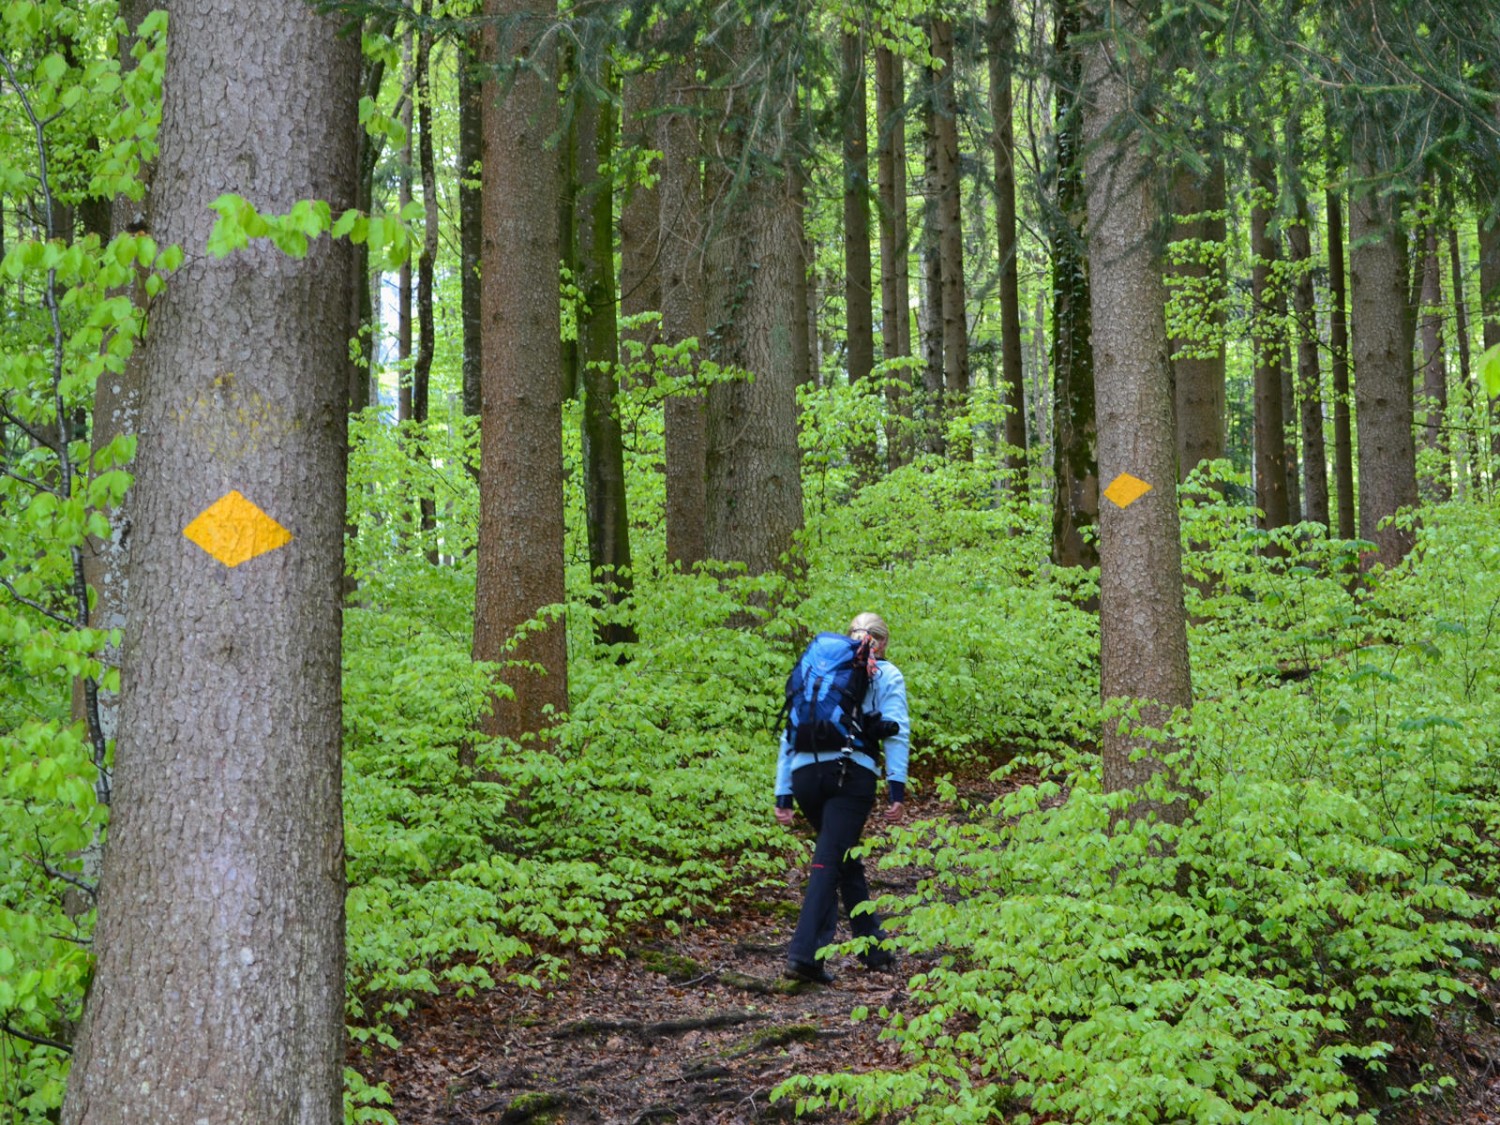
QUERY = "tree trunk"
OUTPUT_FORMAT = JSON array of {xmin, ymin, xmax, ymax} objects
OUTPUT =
[
  {"xmin": 931, "ymin": 17, "xmax": 969, "ymax": 424},
  {"xmin": 1349, "ymin": 129, "xmax": 1419, "ymax": 570},
  {"xmin": 841, "ymin": 29, "xmax": 876, "ymax": 430},
  {"xmin": 875, "ymin": 44, "xmax": 912, "ymax": 470},
  {"xmin": 1418, "ymin": 223, "xmax": 1450, "ymax": 501},
  {"xmin": 918, "ymin": 52, "xmax": 944, "ymax": 454},
  {"xmin": 1449, "ymin": 224, "xmax": 1478, "ymax": 498},
  {"xmin": 1288, "ymin": 189, "xmax": 1329, "ymax": 528},
  {"xmin": 397, "ymin": 27, "xmax": 414, "ymax": 424},
  {"xmin": 459, "ymin": 36, "xmax": 484, "ymax": 419},
  {"xmin": 1327, "ymin": 190, "xmax": 1356, "ymax": 539},
  {"xmin": 658, "ymin": 61, "xmax": 708, "ymax": 569},
  {"xmin": 414, "ymin": 20, "xmax": 439, "ymax": 556},
  {"xmin": 1279, "ymin": 284, "xmax": 1301, "ymax": 524},
  {"xmin": 989, "ymin": 1, "xmax": 1027, "ymax": 494},
  {"xmin": 790, "ymin": 98, "xmax": 815, "ymax": 393},
  {"xmin": 1083, "ymin": 0, "xmax": 1192, "ymax": 821},
  {"xmin": 703, "ymin": 67, "xmax": 806, "ymax": 576},
  {"xmin": 350, "ymin": 46, "xmax": 385, "ymax": 417},
  {"xmin": 473, "ymin": 0, "xmax": 569, "ymax": 736},
  {"xmin": 1250, "ymin": 154, "xmax": 1290, "ymax": 534},
  {"xmin": 573, "ymin": 69, "xmax": 635, "ymax": 648},
  {"xmin": 1481, "ymin": 214, "xmax": 1500, "ymax": 476},
  {"xmin": 1168, "ymin": 160, "xmax": 1226, "ymax": 479},
  {"xmin": 61, "ymin": 4, "xmax": 357, "ymax": 1120},
  {"xmin": 1049, "ymin": 0, "xmax": 1098, "ymax": 570}
]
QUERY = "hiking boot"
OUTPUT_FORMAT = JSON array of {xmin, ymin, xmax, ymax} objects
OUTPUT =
[
  {"xmin": 860, "ymin": 949, "xmax": 897, "ymax": 972},
  {"xmin": 784, "ymin": 959, "xmax": 835, "ymax": 985}
]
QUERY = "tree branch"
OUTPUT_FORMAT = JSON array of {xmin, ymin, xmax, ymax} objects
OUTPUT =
[
  {"xmin": 0, "ymin": 1020, "xmax": 73, "ymax": 1054},
  {"xmin": 0, "ymin": 573, "xmax": 77, "ymax": 628}
]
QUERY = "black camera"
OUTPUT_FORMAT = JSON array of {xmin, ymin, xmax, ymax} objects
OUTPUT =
[{"xmin": 860, "ymin": 710, "xmax": 901, "ymax": 741}]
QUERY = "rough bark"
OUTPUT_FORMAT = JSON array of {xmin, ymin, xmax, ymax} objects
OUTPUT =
[
  {"xmin": 1250, "ymin": 154, "xmax": 1289, "ymax": 534},
  {"xmin": 1327, "ymin": 190, "xmax": 1356, "ymax": 539},
  {"xmin": 658, "ymin": 62, "xmax": 708, "ymax": 569},
  {"xmin": 61, "ymin": 4, "xmax": 357, "ymax": 1120},
  {"xmin": 573, "ymin": 71, "xmax": 635, "ymax": 648},
  {"xmin": 1349, "ymin": 130, "xmax": 1419, "ymax": 570},
  {"xmin": 931, "ymin": 17, "xmax": 969, "ymax": 418},
  {"xmin": 874, "ymin": 44, "xmax": 912, "ymax": 469},
  {"xmin": 841, "ymin": 29, "xmax": 877, "ymax": 475},
  {"xmin": 1288, "ymin": 190, "xmax": 1329, "ymax": 528},
  {"xmin": 459, "ymin": 35, "xmax": 484, "ymax": 419},
  {"xmin": 1049, "ymin": 0, "xmax": 1098, "ymax": 570},
  {"xmin": 1167, "ymin": 160, "xmax": 1226, "ymax": 480},
  {"xmin": 1418, "ymin": 223, "xmax": 1450, "ymax": 501},
  {"xmin": 989, "ymin": 1, "xmax": 1026, "ymax": 493},
  {"xmin": 473, "ymin": 0, "xmax": 569, "ymax": 735},
  {"xmin": 1083, "ymin": 0, "xmax": 1192, "ymax": 820}
]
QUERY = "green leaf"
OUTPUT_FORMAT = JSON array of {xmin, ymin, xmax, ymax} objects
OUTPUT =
[{"xmin": 1479, "ymin": 342, "xmax": 1500, "ymax": 398}]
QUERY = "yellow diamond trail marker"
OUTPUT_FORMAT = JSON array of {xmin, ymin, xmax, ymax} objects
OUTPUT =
[
  {"xmin": 182, "ymin": 490, "xmax": 293, "ymax": 568},
  {"xmin": 1103, "ymin": 472, "xmax": 1153, "ymax": 509}
]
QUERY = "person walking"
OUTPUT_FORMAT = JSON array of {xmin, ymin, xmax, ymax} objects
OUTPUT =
[{"xmin": 775, "ymin": 612, "xmax": 910, "ymax": 984}]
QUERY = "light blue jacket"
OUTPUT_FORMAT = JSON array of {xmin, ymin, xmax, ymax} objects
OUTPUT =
[{"xmin": 775, "ymin": 659, "xmax": 910, "ymax": 802}]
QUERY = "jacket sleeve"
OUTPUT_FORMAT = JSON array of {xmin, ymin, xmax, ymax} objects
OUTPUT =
[
  {"xmin": 774, "ymin": 727, "xmax": 793, "ymax": 803},
  {"xmin": 876, "ymin": 664, "xmax": 910, "ymax": 801}
]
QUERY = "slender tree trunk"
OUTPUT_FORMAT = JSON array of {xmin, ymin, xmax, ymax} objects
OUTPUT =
[
  {"xmin": 1480, "ymin": 209, "xmax": 1500, "ymax": 476},
  {"xmin": 61, "ymin": 5, "xmax": 357, "ymax": 1120},
  {"xmin": 473, "ymin": 0, "xmax": 569, "ymax": 736},
  {"xmin": 1449, "ymin": 224, "xmax": 1477, "ymax": 497},
  {"xmin": 350, "ymin": 48, "xmax": 385, "ymax": 417},
  {"xmin": 619, "ymin": 66, "xmax": 660, "ymax": 341},
  {"xmin": 1168, "ymin": 160, "xmax": 1227, "ymax": 479},
  {"xmin": 414, "ymin": 21, "xmax": 439, "ymax": 557},
  {"xmin": 1327, "ymin": 190, "xmax": 1356, "ymax": 539},
  {"xmin": 573, "ymin": 70, "xmax": 635, "ymax": 648},
  {"xmin": 1279, "ymin": 284, "xmax": 1301, "ymax": 524},
  {"xmin": 1083, "ymin": 0, "xmax": 1192, "ymax": 821},
  {"xmin": 1048, "ymin": 0, "xmax": 1097, "ymax": 569},
  {"xmin": 1418, "ymin": 223, "xmax": 1450, "ymax": 501},
  {"xmin": 841, "ymin": 29, "xmax": 876, "ymax": 425},
  {"xmin": 790, "ymin": 98, "xmax": 815, "ymax": 392},
  {"xmin": 931, "ymin": 17, "xmax": 969, "ymax": 425},
  {"xmin": 1250, "ymin": 154, "xmax": 1289, "ymax": 534},
  {"xmin": 658, "ymin": 61, "xmax": 708, "ymax": 569},
  {"xmin": 875, "ymin": 44, "xmax": 912, "ymax": 470},
  {"xmin": 397, "ymin": 28, "xmax": 414, "ymax": 424},
  {"xmin": 918, "ymin": 52, "xmax": 944, "ymax": 454},
  {"xmin": 1289, "ymin": 189, "xmax": 1329, "ymax": 527},
  {"xmin": 1349, "ymin": 128, "xmax": 1419, "ymax": 570},
  {"xmin": 459, "ymin": 36, "xmax": 484, "ymax": 419},
  {"xmin": 989, "ymin": 1, "xmax": 1026, "ymax": 493}
]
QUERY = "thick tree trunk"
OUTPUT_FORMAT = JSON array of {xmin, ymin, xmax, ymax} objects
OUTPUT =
[
  {"xmin": 1168, "ymin": 160, "xmax": 1226, "ymax": 479},
  {"xmin": 931, "ymin": 17, "xmax": 969, "ymax": 421},
  {"xmin": 1083, "ymin": 0, "xmax": 1192, "ymax": 820},
  {"xmin": 61, "ymin": 4, "xmax": 357, "ymax": 1120},
  {"xmin": 703, "ymin": 64, "xmax": 806, "ymax": 575},
  {"xmin": 875, "ymin": 44, "xmax": 912, "ymax": 470},
  {"xmin": 1049, "ymin": 0, "xmax": 1098, "ymax": 570},
  {"xmin": 573, "ymin": 71, "xmax": 635, "ymax": 648},
  {"xmin": 1289, "ymin": 190, "xmax": 1329, "ymax": 528},
  {"xmin": 1349, "ymin": 131, "xmax": 1419, "ymax": 570},
  {"xmin": 473, "ymin": 0, "xmax": 569, "ymax": 735},
  {"xmin": 1327, "ymin": 190, "xmax": 1356, "ymax": 539},
  {"xmin": 658, "ymin": 62, "xmax": 708, "ymax": 569},
  {"xmin": 1250, "ymin": 155, "xmax": 1290, "ymax": 534},
  {"xmin": 459, "ymin": 37, "xmax": 484, "ymax": 419},
  {"xmin": 1418, "ymin": 223, "xmax": 1450, "ymax": 501},
  {"xmin": 989, "ymin": 1, "xmax": 1027, "ymax": 493},
  {"xmin": 841, "ymin": 30, "xmax": 875, "ymax": 397}
]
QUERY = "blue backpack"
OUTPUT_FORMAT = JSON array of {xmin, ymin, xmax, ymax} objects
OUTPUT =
[{"xmin": 782, "ymin": 633, "xmax": 874, "ymax": 757}]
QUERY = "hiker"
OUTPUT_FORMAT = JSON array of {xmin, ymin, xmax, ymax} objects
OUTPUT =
[{"xmin": 775, "ymin": 612, "xmax": 909, "ymax": 984}]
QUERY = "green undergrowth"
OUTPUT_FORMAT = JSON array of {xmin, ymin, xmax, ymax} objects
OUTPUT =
[{"xmin": 780, "ymin": 482, "xmax": 1500, "ymax": 1125}]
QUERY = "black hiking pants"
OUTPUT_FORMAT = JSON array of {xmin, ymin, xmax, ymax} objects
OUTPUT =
[{"xmin": 787, "ymin": 759, "xmax": 886, "ymax": 966}]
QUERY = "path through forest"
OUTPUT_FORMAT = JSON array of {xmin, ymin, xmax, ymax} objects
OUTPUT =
[{"xmin": 354, "ymin": 770, "xmax": 1500, "ymax": 1125}]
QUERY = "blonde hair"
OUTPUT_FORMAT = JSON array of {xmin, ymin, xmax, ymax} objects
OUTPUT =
[{"xmin": 848, "ymin": 612, "xmax": 890, "ymax": 649}]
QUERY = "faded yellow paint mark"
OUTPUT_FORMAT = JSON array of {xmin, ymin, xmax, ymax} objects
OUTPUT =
[
  {"xmin": 183, "ymin": 491, "xmax": 292, "ymax": 567},
  {"xmin": 1103, "ymin": 473, "xmax": 1153, "ymax": 509}
]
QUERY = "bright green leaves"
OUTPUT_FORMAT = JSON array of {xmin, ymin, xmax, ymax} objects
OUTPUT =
[
  {"xmin": 1477, "ymin": 341, "xmax": 1500, "ymax": 399},
  {"xmin": 208, "ymin": 192, "xmax": 417, "ymax": 269}
]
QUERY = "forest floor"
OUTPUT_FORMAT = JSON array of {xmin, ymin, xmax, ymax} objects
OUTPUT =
[{"xmin": 352, "ymin": 766, "xmax": 1500, "ymax": 1125}]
